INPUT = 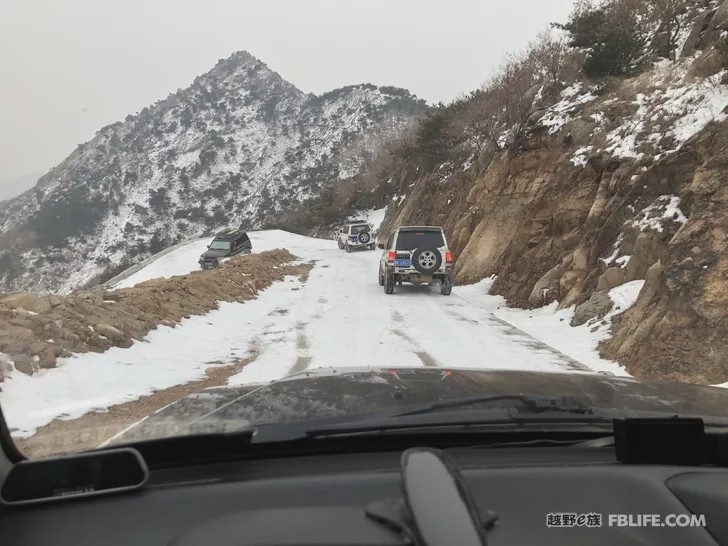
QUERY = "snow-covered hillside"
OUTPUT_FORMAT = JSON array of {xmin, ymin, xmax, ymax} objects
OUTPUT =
[
  {"xmin": 0, "ymin": 230, "xmax": 635, "ymax": 438},
  {"xmin": 543, "ymin": 60, "xmax": 728, "ymax": 166},
  {"xmin": 0, "ymin": 51, "xmax": 425, "ymax": 294}
]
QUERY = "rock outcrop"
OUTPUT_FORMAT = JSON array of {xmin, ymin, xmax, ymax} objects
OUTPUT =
[
  {"xmin": 374, "ymin": 1, "xmax": 728, "ymax": 384},
  {"xmin": 571, "ymin": 291, "xmax": 614, "ymax": 327},
  {"xmin": 601, "ymin": 131, "xmax": 728, "ymax": 384},
  {"xmin": 0, "ymin": 250, "xmax": 310, "ymax": 376}
]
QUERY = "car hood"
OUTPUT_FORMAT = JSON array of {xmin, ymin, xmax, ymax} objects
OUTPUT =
[
  {"xmin": 200, "ymin": 249, "xmax": 228, "ymax": 259},
  {"xmin": 111, "ymin": 367, "xmax": 728, "ymax": 443}
]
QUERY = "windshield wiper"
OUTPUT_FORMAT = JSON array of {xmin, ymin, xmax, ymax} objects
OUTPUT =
[
  {"xmin": 388, "ymin": 394, "xmax": 591, "ymax": 417},
  {"xmin": 244, "ymin": 395, "xmax": 604, "ymax": 442},
  {"xmin": 287, "ymin": 394, "xmax": 728, "ymax": 440},
  {"xmin": 107, "ymin": 392, "xmax": 728, "ymax": 453},
  {"xmin": 297, "ymin": 409, "xmax": 611, "ymax": 440}
]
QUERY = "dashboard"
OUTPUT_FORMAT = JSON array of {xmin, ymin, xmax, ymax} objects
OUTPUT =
[{"xmin": 1, "ymin": 445, "xmax": 727, "ymax": 546}]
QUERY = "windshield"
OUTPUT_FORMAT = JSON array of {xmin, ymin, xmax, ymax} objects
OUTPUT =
[
  {"xmin": 396, "ymin": 231, "xmax": 445, "ymax": 250},
  {"xmin": 209, "ymin": 240, "xmax": 231, "ymax": 251},
  {"xmin": 3, "ymin": 0, "xmax": 728, "ymax": 459}
]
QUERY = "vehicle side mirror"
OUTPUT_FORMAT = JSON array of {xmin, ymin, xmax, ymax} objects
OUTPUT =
[{"xmin": 377, "ymin": 243, "xmax": 385, "ymax": 249}]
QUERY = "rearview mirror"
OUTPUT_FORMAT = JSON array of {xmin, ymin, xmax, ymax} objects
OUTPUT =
[{"xmin": 377, "ymin": 243, "xmax": 385, "ymax": 249}]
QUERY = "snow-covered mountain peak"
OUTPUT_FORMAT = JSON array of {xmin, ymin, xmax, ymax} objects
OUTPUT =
[{"xmin": 0, "ymin": 51, "xmax": 426, "ymax": 294}]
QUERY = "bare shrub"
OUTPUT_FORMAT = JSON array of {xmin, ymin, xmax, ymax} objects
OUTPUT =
[
  {"xmin": 448, "ymin": 32, "xmax": 579, "ymax": 153},
  {"xmin": 557, "ymin": 0, "xmax": 695, "ymax": 79}
]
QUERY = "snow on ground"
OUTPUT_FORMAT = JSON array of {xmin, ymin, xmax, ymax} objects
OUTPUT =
[
  {"xmin": 1, "ymin": 230, "xmax": 633, "ymax": 437},
  {"xmin": 599, "ymin": 196, "xmax": 687, "ymax": 271},
  {"xmin": 540, "ymin": 83, "xmax": 597, "ymax": 135},
  {"xmin": 541, "ymin": 60, "xmax": 728, "ymax": 163},
  {"xmin": 664, "ymin": 75, "xmax": 728, "ymax": 144},
  {"xmin": 630, "ymin": 195, "xmax": 688, "ymax": 233},
  {"xmin": 571, "ymin": 146, "xmax": 593, "ymax": 167},
  {"xmin": 348, "ymin": 207, "xmax": 388, "ymax": 231},
  {"xmin": 111, "ymin": 230, "xmax": 326, "ymax": 289},
  {"xmin": 225, "ymin": 242, "xmax": 594, "ymax": 388},
  {"xmin": 599, "ymin": 69, "xmax": 728, "ymax": 160},
  {"xmin": 457, "ymin": 278, "xmax": 637, "ymax": 377},
  {"xmin": 608, "ymin": 280, "xmax": 645, "ymax": 313},
  {"xmin": 112, "ymin": 239, "xmax": 210, "ymax": 289},
  {"xmin": 366, "ymin": 207, "xmax": 387, "ymax": 231},
  {"xmin": 0, "ymin": 274, "xmax": 308, "ymax": 438}
]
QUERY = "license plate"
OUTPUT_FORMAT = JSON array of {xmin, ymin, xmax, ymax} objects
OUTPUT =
[{"xmin": 395, "ymin": 259, "xmax": 411, "ymax": 267}]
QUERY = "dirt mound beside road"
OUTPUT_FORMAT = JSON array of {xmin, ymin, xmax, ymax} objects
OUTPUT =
[{"xmin": 0, "ymin": 249, "xmax": 310, "ymax": 376}]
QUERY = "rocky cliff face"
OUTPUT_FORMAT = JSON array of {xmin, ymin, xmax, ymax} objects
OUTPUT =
[
  {"xmin": 376, "ymin": 0, "xmax": 728, "ymax": 384},
  {"xmin": 602, "ymin": 125, "xmax": 728, "ymax": 384},
  {"xmin": 0, "ymin": 51, "xmax": 425, "ymax": 294}
]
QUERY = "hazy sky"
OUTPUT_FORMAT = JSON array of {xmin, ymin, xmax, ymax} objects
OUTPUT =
[{"xmin": 0, "ymin": 0, "xmax": 575, "ymax": 182}]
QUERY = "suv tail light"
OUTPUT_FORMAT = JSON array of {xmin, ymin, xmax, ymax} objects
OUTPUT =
[
  {"xmin": 388, "ymin": 251, "xmax": 397, "ymax": 263},
  {"xmin": 445, "ymin": 251, "xmax": 453, "ymax": 264}
]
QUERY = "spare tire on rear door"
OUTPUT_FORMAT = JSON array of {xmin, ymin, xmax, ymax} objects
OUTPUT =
[
  {"xmin": 412, "ymin": 248, "xmax": 442, "ymax": 275},
  {"xmin": 358, "ymin": 231, "xmax": 371, "ymax": 245}
]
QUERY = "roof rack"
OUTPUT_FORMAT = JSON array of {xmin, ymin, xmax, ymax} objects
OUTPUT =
[
  {"xmin": 214, "ymin": 227, "xmax": 247, "ymax": 239},
  {"xmin": 398, "ymin": 226, "xmax": 442, "ymax": 231}
]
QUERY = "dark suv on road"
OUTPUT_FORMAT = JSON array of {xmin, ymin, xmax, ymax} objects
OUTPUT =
[{"xmin": 198, "ymin": 228, "xmax": 252, "ymax": 269}]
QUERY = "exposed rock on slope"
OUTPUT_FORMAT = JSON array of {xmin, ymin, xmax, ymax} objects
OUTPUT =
[
  {"xmin": 0, "ymin": 51, "xmax": 425, "ymax": 294},
  {"xmin": 375, "ymin": 0, "xmax": 728, "ymax": 383},
  {"xmin": 602, "ymin": 127, "xmax": 728, "ymax": 384},
  {"xmin": 0, "ymin": 250, "xmax": 310, "ymax": 376}
]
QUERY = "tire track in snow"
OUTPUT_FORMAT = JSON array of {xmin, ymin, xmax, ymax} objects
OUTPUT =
[
  {"xmin": 391, "ymin": 310, "xmax": 439, "ymax": 367},
  {"xmin": 291, "ymin": 322, "xmax": 312, "ymax": 374},
  {"xmin": 289, "ymin": 296, "xmax": 328, "ymax": 375},
  {"xmin": 392, "ymin": 291, "xmax": 508, "ymax": 369},
  {"xmin": 442, "ymin": 299, "xmax": 591, "ymax": 372},
  {"xmin": 225, "ymin": 232, "xmax": 595, "ymax": 387}
]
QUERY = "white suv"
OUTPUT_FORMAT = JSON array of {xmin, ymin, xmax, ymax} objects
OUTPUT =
[
  {"xmin": 337, "ymin": 221, "xmax": 376, "ymax": 252},
  {"xmin": 377, "ymin": 226, "xmax": 453, "ymax": 295}
]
